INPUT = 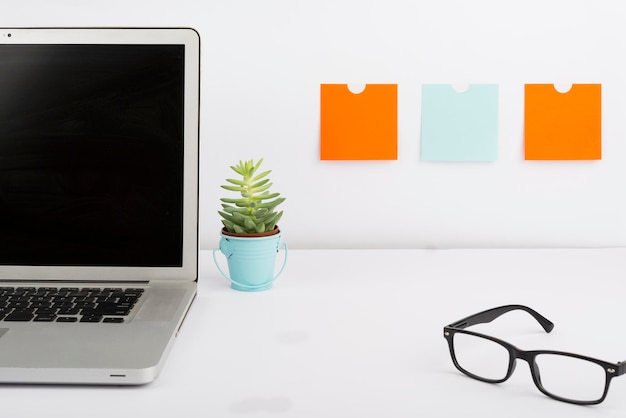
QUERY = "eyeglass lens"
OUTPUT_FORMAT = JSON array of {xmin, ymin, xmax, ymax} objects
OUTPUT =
[
  {"xmin": 534, "ymin": 353, "xmax": 606, "ymax": 402},
  {"xmin": 452, "ymin": 333, "xmax": 608, "ymax": 403},
  {"xmin": 453, "ymin": 333, "xmax": 510, "ymax": 381}
]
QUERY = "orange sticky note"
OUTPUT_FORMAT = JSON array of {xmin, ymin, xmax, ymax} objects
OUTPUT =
[
  {"xmin": 524, "ymin": 84, "xmax": 601, "ymax": 160},
  {"xmin": 320, "ymin": 84, "xmax": 397, "ymax": 160}
]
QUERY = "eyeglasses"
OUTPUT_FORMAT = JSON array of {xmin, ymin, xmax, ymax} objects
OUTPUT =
[{"xmin": 443, "ymin": 305, "xmax": 626, "ymax": 405}]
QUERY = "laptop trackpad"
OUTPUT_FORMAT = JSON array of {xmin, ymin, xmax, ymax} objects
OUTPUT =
[{"xmin": 134, "ymin": 289, "xmax": 186, "ymax": 322}]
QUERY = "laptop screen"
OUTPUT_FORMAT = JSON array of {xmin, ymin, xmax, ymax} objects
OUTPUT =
[{"xmin": 0, "ymin": 43, "xmax": 185, "ymax": 267}]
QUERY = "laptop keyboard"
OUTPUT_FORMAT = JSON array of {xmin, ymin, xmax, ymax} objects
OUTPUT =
[{"xmin": 0, "ymin": 286, "xmax": 144, "ymax": 324}]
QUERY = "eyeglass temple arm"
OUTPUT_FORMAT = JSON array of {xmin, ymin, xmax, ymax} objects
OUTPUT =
[{"xmin": 447, "ymin": 304, "xmax": 554, "ymax": 333}]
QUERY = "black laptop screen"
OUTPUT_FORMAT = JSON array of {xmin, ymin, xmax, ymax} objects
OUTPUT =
[{"xmin": 0, "ymin": 44, "xmax": 185, "ymax": 267}]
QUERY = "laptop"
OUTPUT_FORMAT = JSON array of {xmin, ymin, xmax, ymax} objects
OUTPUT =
[{"xmin": 0, "ymin": 27, "xmax": 200, "ymax": 384}]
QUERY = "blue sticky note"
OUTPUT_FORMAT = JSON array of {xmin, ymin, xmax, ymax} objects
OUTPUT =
[{"xmin": 421, "ymin": 84, "xmax": 499, "ymax": 161}]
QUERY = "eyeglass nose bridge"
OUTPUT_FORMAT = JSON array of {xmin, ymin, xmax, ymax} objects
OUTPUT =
[
  {"xmin": 498, "ymin": 347, "xmax": 536, "ymax": 381},
  {"xmin": 507, "ymin": 349, "xmax": 544, "ymax": 389}
]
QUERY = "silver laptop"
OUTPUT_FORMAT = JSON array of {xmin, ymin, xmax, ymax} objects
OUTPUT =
[{"xmin": 0, "ymin": 27, "xmax": 200, "ymax": 384}]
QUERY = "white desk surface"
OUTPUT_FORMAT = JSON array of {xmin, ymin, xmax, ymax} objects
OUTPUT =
[{"xmin": 4, "ymin": 248, "xmax": 626, "ymax": 417}]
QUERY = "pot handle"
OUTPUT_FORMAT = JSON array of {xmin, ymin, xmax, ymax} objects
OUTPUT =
[{"xmin": 212, "ymin": 242, "xmax": 288, "ymax": 290}]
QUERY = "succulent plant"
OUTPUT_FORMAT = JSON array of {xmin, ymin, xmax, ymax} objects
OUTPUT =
[{"xmin": 218, "ymin": 159, "xmax": 285, "ymax": 234}]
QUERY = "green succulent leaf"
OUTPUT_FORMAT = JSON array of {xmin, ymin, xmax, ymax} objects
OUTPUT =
[
  {"xmin": 221, "ymin": 185, "xmax": 246, "ymax": 192},
  {"xmin": 258, "ymin": 211, "xmax": 279, "ymax": 225},
  {"xmin": 257, "ymin": 197, "xmax": 286, "ymax": 209},
  {"xmin": 256, "ymin": 192, "xmax": 280, "ymax": 201},
  {"xmin": 251, "ymin": 170, "xmax": 271, "ymax": 182},
  {"xmin": 267, "ymin": 211, "xmax": 283, "ymax": 230},
  {"xmin": 221, "ymin": 219, "xmax": 235, "ymax": 230},
  {"xmin": 232, "ymin": 212, "xmax": 246, "ymax": 222},
  {"xmin": 250, "ymin": 183, "xmax": 272, "ymax": 194},
  {"xmin": 244, "ymin": 217, "xmax": 256, "ymax": 231},
  {"xmin": 231, "ymin": 165, "xmax": 245, "ymax": 176},
  {"xmin": 253, "ymin": 208, "xmax": 269, "ymax": 217},
  {"xmin": 218, "ymin": 211, "xmax": 234, "ymax": 223},
  {"xmin": 223, "ymin": 206, "xmax": 250, "ymax": 215},
  {"xmin": 221, "ymin": 197, "xmax": 251, "ymax": 206},
  {"xmin": 251, "ymin": 179, "xmax": 270, "ymax": 189},
  {"xmin": 226, "ymin": 178, "xmax": 247, "ymax": 186}
]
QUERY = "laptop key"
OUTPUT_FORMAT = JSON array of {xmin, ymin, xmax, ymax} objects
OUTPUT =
[
  {"xmin": 34, "ymin": 316, "xmax": 57, "ymax": 322},
  {"xmin": 103, "ymin": 318, "xmax": 124, "ymax": 323},
  {"xmin": 5, "ymin": 312, "xmax": 35, "ymax": 321},
  {"xmin": 80, "ymin": 316, "xmax": 103, "ymax": 323},
  {"xmin": 56, "ymin": 317, "xmax": 78, "ymax": 323}
]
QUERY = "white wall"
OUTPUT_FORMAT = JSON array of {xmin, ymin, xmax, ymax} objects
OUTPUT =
[{"xmin": 3, "ymin": 0, "xmax": 626, "ymax": 249}]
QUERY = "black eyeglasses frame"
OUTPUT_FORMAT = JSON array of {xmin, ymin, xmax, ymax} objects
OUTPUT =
[{"xmin": 443, "ymin": 305, "xmax": 626, "ymax": 405}]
